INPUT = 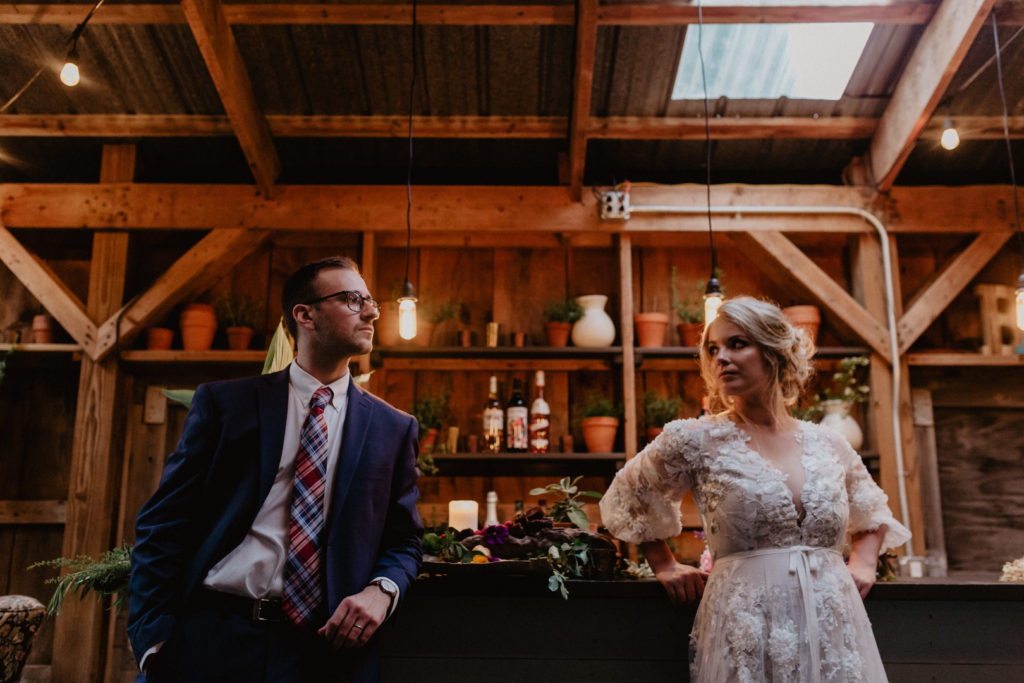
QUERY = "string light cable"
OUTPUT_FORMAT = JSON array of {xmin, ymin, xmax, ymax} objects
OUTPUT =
[
  {"xmin": 0, "ymin": 0, "xmax": 105, "ymax": 114},
  {"xmin": 990, "ymin": 15, "xmax": 1024, "ymax": 332},
  {"xmin": 397, "ymin": 0, "xmax": 419, "ymax": 340},
  {"xmin": 695, "ymin": 0, "xmax": 723, "ymax": 324}
]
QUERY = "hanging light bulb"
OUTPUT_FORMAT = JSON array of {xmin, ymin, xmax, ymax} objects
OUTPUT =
[
  {"xmin": 703, "ymin": 274, "xmax": 723, "ymax": 325},
  {"xmin": 940, "ymin": 116, "xmax": 959, "ymax": 150},
  {"xmin": 60, "ymin": 46, "xmax": 80, "ymax": 87},
  {"xmin": 1016, "ymin": 271, "xmax": 1024, "ymax": 332},
  {"xmin": 398, "ymin": 280, "xmax": 417, "ymax": 340}
]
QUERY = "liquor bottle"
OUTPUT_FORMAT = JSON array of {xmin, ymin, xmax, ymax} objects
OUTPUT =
[
  {"xmin": 505, "ymin": 377, "xmax": 529, "ymax": 452},
  {"xmin": 528, "ymin": 370, "xmax": 551, "ymax": 453},
  {"xmin": 700, "ymin": 396, "xmax": 711, "ymax": 416},
  {"xmin": 483, "ymin": 375, "xmax": 504, "ymax": 453},
  {"xmin": 484, "ymin": 491, "xmax": 500, "ymax": 527}
]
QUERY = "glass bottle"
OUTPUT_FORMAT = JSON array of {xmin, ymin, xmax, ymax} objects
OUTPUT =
[
  {"xmin": 529, "ymin": 370, "xmax": 551, "ymax": 453},
  {"xmin": 483, "ymin": 375, "xmax": 504, "ymax": 453},
  {"xmin": 505, "ymin": 377, "xmax": 529, "ymax": 452}
]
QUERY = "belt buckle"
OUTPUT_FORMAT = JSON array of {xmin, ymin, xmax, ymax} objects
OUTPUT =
[{"xmin": 251, "ymin": 598, "xmax": 279, "ymax": 622}]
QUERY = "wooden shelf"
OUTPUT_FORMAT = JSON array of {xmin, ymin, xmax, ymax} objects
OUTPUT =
[
  {"xmin": 118, "ymin": 349, "xmax": 266, "ymax": 363},
  {"xmin": 906, "ymin": 351, "xmax": 1024, "ymax": 367},
  {"xmin": 0, "ymin": 343, "xmax": 82, "ymax": 353},
  {"xmin": 374, "ymin": 346, "xmax": 622, "ymax": 371}
]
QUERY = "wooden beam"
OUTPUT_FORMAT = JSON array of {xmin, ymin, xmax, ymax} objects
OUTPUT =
[
  {"xmin": 0, "ymin": 221, "xmax": 96, "ymax": 351},
  {"xmin": 897, "ymin": 230, "xmax": 1013, "ymax": 353},
  {"xmin": 922, "ymin": 114, "xmax": 1024, "ymax": 140},
  {"xmin": 597, "ymin": 1, "xmax": 936, "ymax": 25},
  {"xmin": 868, "ymin": 0, "xmax": 995, "ymax": 190},
  {"xmin": 587, "ymin": 116, "xmax": 878, "ymax": 140},
  {"xmin": 181, "ymin": 0, "xmax": 280, "ymax": 196},
  {"xmin": 0, "ymin": 499, "xmax": 66, "ymax": 524},
  {"xmin": 568, "ymin": 0, "xmax": 598, "ymax": 201},
  {"xmin": 618, "ymin": 234, "xmax": 637, "ymax": 458},
  {"xmin": 92, "ymin": 228, "xmax": 271, "ymax": 361},
  {"xmin": 729, "ymin": 230, "xmax": 892, "ymax": 362}
]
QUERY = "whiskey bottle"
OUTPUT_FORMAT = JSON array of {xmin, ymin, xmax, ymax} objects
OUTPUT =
[
  {"xmin": 505, "ymin": 377, "xmax": 529, "ymax": 452},
  {"xmin": 528, "ymin": 370, "xmax": 551, "ymax": 453},
  {"xmin": 483, "ymin": 375, "xmax": 504, "ymax": 453}
]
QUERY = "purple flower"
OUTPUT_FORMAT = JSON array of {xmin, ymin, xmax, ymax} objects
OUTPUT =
[
  {"xmin": 482, "ymin": 524, "xmax": 510, "ymax": 546},
  {"xmin": 693, "ymin": 530, "xmax": 706, "ymax": 540}
]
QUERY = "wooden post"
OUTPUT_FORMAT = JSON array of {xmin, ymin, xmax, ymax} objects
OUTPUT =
[
  {"xmin": 618, "ymin": 234, "xmax": 637, "ymax": 458},
  {"xmin": 911, "ymin": 388, "xmax": 948, "ymax": 575},
  {"xmin": 850, "ymin": 233, "xmax": 925, "ymax": 555},
  {"xmin": 51, "ymin": 144, "xmax": 135, "ymax": 682}
]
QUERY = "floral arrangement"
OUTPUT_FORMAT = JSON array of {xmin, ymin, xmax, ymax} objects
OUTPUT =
[{"xmin": 1000, "ymin": 555, "xmax": 1024, "ymax": 583}]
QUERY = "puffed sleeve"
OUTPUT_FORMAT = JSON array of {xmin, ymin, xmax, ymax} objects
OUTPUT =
[
  {"xmin": 827, "ymin": 429, "xmax": 912, "ymax": 553},
  {"xmin": 599, "ymin": 418, "xmax": 702, "ymax": 544}
]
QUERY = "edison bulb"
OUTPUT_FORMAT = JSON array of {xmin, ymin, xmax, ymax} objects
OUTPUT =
[
  {"xmin": 1016, "ymin": 284, "xmax": 1024, "ymax": 332},
  {"xmin": 60, "ymin": 60, "xmax": 80, "ymax": 87},
  {"xmin": 704, "ymin": 293, "xmax": 723, "ymax": 326},
  {"xmin": 398, "ymin": 298, "xmax": 417, "ymax": 340},
  {"xmin": 940, "ymin": 119, "xmax": 959, "ymax": 150}
]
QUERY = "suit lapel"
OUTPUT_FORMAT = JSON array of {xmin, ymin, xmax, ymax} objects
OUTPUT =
[
  {"xmin": 329, "ymin": 381, "xmax": 374, "ymax": 526},
  {"xmin": 257, "ymin": 367, "xmax": 291, "ymax": 502}
]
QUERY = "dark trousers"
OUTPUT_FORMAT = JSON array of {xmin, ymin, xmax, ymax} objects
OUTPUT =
[{"xmin": 137, "ymin": 606, "xmax": 378, "ymax": 683}]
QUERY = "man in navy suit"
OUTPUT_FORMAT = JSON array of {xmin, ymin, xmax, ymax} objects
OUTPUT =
[{"xmin": 128, "ymin": 256, "xmax": 423, "ymax": 682}]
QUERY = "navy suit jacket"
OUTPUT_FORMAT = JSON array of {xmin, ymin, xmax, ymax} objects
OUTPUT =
[{"xmin": 127, "ymin": 366, "xmax": 423, "ymax": 678}]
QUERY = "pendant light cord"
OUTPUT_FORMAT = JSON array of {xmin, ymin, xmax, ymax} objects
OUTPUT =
[
  {"xmin": 0, "ymin": 0, "xmax": 105, "ymax": 114},
  {"xmin": 696, "ymin": 0, "xmax": 717, "ymax": 273},
  {"xmin": 404, "ymin": 0, "xmax": 418, "ymax": 288},
  {"xmin": 991, "ymin": 14, "xmax": 1024, "ymax": 264}
]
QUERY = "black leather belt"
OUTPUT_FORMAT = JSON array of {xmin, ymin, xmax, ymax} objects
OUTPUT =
[{"xmin": 194, "ymin": 589, "xmax": 286, "ymax": 623}]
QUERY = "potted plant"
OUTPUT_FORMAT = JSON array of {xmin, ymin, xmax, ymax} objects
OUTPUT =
[
  {"xmin": 146, "ymin": 326, "xmax": 174, "ymax": 350},
  {"xmin": 411, "ymin": 385, "xmax": 451, "ymax": 452},
  {"xmin": 31, "ymin": 311, "xmax": 54, "ymax": 344},
  {"xmin": 670, "ymin": 266, "xmax": 707, "ymax": 347},
  {"xmin": 530, "ymin": 475, "xmax": 603, "ymax": 530},
  {"xmin": 543, "ymin": 297, "xmax": 583, "ymax": 346},
  {"xmin": 643, "ymin": 391, "xmax": 682, "ymax": 442},
  {"xmin": 818, "ymin": 355, "xmax": 870, "ymax": 449},
  {"xmin": 179, "ymin": 302, "xmax": 217, "ymax": 351},
  {"xmin": 215, "ymin": 292, "xmax": 264, "ymax": 350},
  {"xmin": 578, "ymin": 390, "xmax": 621, "ymax": 453}
]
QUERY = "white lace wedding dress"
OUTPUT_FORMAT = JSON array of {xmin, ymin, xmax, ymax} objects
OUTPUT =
[{"xmin": 600, "ymin": 416, "xmax": 911, "ymax": 683}]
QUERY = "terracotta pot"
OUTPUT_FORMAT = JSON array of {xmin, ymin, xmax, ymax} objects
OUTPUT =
[
  {"xmin": 420, "ymin": 427, "xmax": 439, "ymax": 452},
  {"xmin": 180, "ymin": 303, "xmax": 217, "ymax": 351},
  {"xmin": 580, "ymin": 416, "xmax": 619, "ymax": 453},
  {"xmin": 634, "ymin": 312, "xmax": 669, "ymax": 348},
  {"xmin": 146, "ymin": 327, "xmax": 174, "ymax": 350},
  {"xmin": 783, "ymin": 305, "xmax": 820, "ymax": 345},
  {"xmin": 412, "ymin": 321, "xmax": 435, "ymax": 347},
  {"xmin": 677, "ymin": 322, "xmax": 704, "ymax": 347},
  {"xmin": 226, "ymin": 326, "xmax": 254, "ymax": 351},
  {"xmin": 375, "ymin": 302, "xmax": 401, "ymax": 346},
  {"xmin": 545, "ymin": 321, "xmax": 572, "ymax": 347},
  {"xmin": 31, "ymin": 314, "xmax": 54, "ymax": 344},
  {"xmin": 646, "ymin": 426, "xmax": 663, "ymax": 444}
]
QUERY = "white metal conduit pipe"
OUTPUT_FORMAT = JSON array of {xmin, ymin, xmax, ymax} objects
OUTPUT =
[{"xmin": 627, "ymin": 203, "xmax": 913, "ymax": 556}]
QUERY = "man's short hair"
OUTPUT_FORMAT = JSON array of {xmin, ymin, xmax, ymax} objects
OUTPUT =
[{"xmin": 281, "ymin": 256, "xmax": 360, "ymax": 339}]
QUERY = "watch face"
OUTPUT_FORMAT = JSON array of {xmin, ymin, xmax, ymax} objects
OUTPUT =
[{"xmin": 376, "ymin": 578, "xmax": 398, "ymax": 595}]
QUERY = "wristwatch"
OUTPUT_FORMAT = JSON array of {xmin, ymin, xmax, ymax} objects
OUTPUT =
[{"xmin": 370, "ymin": 577, "xmax": 399, "ymax": 617}]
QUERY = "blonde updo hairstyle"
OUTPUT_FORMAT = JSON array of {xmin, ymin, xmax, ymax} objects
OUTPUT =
[{"xmin": 698, "ymin": 297, "xmax": 816, "ymax": 415}]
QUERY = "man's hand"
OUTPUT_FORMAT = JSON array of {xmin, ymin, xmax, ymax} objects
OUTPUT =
[
  {"xmin": 317, "ymin": 586, "xmax": 391, "ymax": 650},
  {"xmin": 655, "ymin": 561, "xmax": 709, "ymax": 604}
]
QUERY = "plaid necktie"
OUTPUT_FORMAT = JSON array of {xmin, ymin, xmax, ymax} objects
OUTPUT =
[{"xmin": 283, "ymin": 386, "xmax": 333, "ymax": 627}]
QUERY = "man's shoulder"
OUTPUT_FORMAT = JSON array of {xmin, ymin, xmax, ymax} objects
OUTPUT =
[
  {"xmin": 354, "ymin": 385, "xmax": 415, "ymax": 426},
  {"xmin": 198, "ymin": 369, "xmax": 287, "ymax": 401}
]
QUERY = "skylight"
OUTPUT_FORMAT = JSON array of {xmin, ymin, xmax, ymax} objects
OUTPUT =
[{"xmin": 671, "ymin": 22, "xmax": 874, "ymax": 101}]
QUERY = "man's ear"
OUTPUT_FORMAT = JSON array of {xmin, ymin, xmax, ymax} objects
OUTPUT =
[{"xmin": 293, "ymin": 303, "xmax": 315, "ymax": 330}]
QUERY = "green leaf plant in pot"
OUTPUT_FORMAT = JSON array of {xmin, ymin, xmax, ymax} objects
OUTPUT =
[
  {"xmin": 543, "ymin": 297, "xmax": 583, "ymax": 347},
  {"xmin": 643, "ymin": 391, "xmax": 682, "ymax": 443},
  {"xmin": 530, "ymin": 475, "xmax": 603, "ymax": 530},
  {"xmin": 578, "ymin": 390, "xmax": 621, "ymax": 453},
  {"xmin": 410, "ymin": 383, "xmax": 451, "ymax": 475},
  {"xmin": 215, "ymin": 291, "xmax": 265, "ymax": 351},
  {"xmin": 670, "ymin": 266, "xmax": 723, "ymax": 347}
]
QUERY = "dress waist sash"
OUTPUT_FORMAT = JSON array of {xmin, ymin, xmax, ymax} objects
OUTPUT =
[{"xmin": 713, "ymin": 546, "xmax": 843, "ymax": 682}]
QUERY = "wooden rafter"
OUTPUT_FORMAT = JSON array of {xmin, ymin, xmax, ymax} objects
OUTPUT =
[
  {"xmin": 868, "ymin": 0, "xmax": 995, "ymax": 191},
  {"xmin": 897, "ymin": 230, "xmax": 1014, "ymax": 353},
  {"xmin": 181, "ymin": 0, "xmax": 280, "ymax": 197},
  {"xmin": 91, "ymin": 228, "xmax": 271, "ymax": 361},
  {"xmin": 0, "ymin": 220, "xmax": 96, "ymax": 351},
  {"xmin": 568, "ymin": 0, "xmax": 598, "ymax": 201},
  {"xmin": 729, "ymin": 230, "xmax": 893, "ymax": 362}
]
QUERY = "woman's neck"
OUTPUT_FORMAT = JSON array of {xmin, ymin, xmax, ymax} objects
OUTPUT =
[{"xmin": 729, "ymin": 397, "xmax": 794, "ymax": 432}]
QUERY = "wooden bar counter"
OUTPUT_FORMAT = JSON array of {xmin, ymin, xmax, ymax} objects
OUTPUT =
[{"xmin": 378, "ymin": 573, "xmax": 1024, "ymax": 682}]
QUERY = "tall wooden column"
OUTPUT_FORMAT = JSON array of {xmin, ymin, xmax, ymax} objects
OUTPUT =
[
  {"xmin": 52, "ymin": 144, "xmax": 135, "ymax": 682},
  {"xmin": 850, "ymin": 233, "xmax": 925, "ymax": 555}
]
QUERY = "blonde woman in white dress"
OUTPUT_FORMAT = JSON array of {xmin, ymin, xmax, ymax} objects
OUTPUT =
[{"xmin": 600, "ymin": 297, "xmax": 910, "ymax": 682}]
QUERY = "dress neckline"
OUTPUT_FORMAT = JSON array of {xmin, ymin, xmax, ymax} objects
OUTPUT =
[{"xmin": 730, "ymin": 420, "xmax": 810, "ymax": 526}]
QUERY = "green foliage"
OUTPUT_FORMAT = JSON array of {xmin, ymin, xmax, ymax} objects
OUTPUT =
[
  {"xmin": 530, "ymin": 475, "xmax": 602, "ymax": 530},
  {"xmin": 29, "ymin": 545, "xmax": 132, "ymax": 615},
  {"xmin": 790, "ymin": 400, "xmax": 824, "ymax": 423},
  {"xmin": 824, "ymin": 355, "xmax": 871, "ymax": 406},
  {"xmin": 546, "ymin": 537, "xmax": 597, "ymax": 600},
  {"xmin": 215, "ymin": 292, "xmax": 264, "ymax": 329},
  {"xmin": 670, "ymin": 266, "xmax": 724, "ymax": 323},
  {"xmin": 0, "ymin": 332, "xmax": 18, "ymax": 388},
  {"xmin": 431, "ymin": 298, "xmax": 464, "ymax": 325},
  {"xmin": 580, "ymin": 390, "xmax": 621, "ymax": 419},
  {"xmin": 422, "ymin": 529, "xmax": 470, "ymax": 563},
  {"xmin": 416, "ymin": 450, "xmax": 439, "ymax": 476},
  {"xmin": 643, "ymin": 391, "xmax": 682, "ymax": 427},
  {"xmin": 411, "ymin": 385, "xmax": 450, "ymax": 434},
  {"xmin": 543, "ymin": 297, "xmax": 584, "ymax": 323}
]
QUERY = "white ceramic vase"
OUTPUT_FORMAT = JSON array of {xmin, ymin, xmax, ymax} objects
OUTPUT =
[
  {"xmin": 820, "ymin": 399, "xmax": 863, "ymax": 450},
  {"xmin": 571, "ymin": 294, "xmax": 616, "ymax": 347}
]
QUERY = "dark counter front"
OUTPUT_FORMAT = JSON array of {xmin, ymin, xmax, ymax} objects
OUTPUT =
[{"xmin": 377, "ymin": 573, "xmax": 1024, "ymax": 682}]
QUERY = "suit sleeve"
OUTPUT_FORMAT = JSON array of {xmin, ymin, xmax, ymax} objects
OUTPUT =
[
  {"xmin": 371, "ymin": 415, "xmax": 424, "ymax": 599},
  {"xmin": 127, "ymin": 383, "xmax": 220, "ymax": 667}
]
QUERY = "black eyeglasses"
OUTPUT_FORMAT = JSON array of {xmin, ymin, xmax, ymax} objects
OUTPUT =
[{"xmin": 305, "ymin": 290, "xmax": 380, "ymax": 314}]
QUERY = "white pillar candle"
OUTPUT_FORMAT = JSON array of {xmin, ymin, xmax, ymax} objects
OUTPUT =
[{"xmin": 448, "ymin": 500, "xmax": 479, "ymax": 531}]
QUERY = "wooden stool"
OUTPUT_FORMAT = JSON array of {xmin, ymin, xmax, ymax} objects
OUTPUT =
[{"xmin": 973, "ymin": 284, "xmax": 1021, "ymax": 355}]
